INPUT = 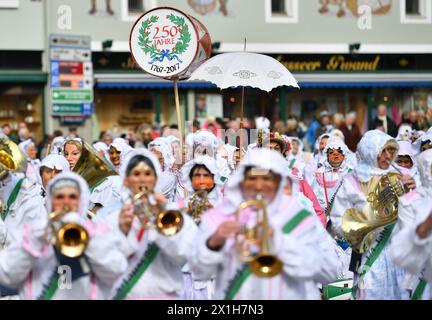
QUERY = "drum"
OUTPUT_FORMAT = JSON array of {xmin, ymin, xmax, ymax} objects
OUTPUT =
[{"xmin": 129, "ymin": 7, "xmax": 212, "ymax": 80}]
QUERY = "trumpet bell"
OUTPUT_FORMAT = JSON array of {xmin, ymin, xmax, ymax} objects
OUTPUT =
[
  {"xmin": 56, "ymin": 223, "xmax": 89, "ymax": 258},
  {"xmin": 156, "ymin": 210, "xmax": 184, "ymax": 237},
  {"xmin": 249, "ymin": 254, "xmax": 283, "ymax": 278}
]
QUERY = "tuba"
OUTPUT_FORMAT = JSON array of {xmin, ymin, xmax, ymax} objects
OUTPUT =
[
  {"xmin": 342, "ymin": 172, "xmax": 405, "ymax": 253},
  {"xmin": 0, "ymin": 138, "xmax": 27, "ymax": 176},
  {"xmin": 187, "ymin": 189, "xmax": 209, "ymax": 224},
  {"xmin": 0, "ymin": 138, "xmax": 28, "ymax": 212},
  {"xmin": 235, "ymin": 194, "xmax": 282, "ymax": 278},
  {"xmin": 46, "ymin": 207, "xmax": 89, "ymax": 258},
  {"xmin": 71, "ymin": 140, "xmax": 117, "ymax": 191},
  {"xmin": 132, "ymin": 187, "xmax": 184, "ymax": 237}
]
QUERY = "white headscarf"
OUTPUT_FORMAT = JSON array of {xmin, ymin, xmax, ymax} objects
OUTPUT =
[
  {"xmin": 417, "ymin": 149, "xmax": 432, "ymax": 190},
  {"xmin": 354, "ymin": 129, "xmax": 399, "ymax": 183},
  {"xmin": 93, "ymin": 141, "xmax": 109, "ymax": 154},
  {"xmin": 18, "ymin": 139, "xmax": 36, "ymax": 158},
  {"xmin": 192, "ymin": 130, "xmax": 219, "ymax": 159},
  {"xmin": 46, "ymin": 172, "xmax": 90, "ymax": 216},
  {"xmin": 107, "ymin": 138, "xmax": 134, "ymax": 170},
  {"xmin": 120, "ymin": 148, "xmax": 169, "ymax": 197},
  {"xmin": 50, "ymin": 136, "xmax": 65, "ymax": 155},
  {"xmin": 396, "ymin": 124, "xmax": 412, "ymax": 141},
  {"xmin": 148, "ymin": 137, "xmax": 174, "ymax": 171},
  {"xmin": 181, "ymin": 156, "xmax": 223, "ymax": 195},
  {"xmin": 394, "ymin": 140, "xmax": 420, "ymax": 184},
  {"xmin": 221, "ymin": 148, "xmax": 289, "ymax": 215},
  {"xmin": 329, "ymin": 129, "xmax": 345, "ymax": 142},
  {"xmin": 322, "ymin": 138, "xmax": 350, "ymax": 170}
]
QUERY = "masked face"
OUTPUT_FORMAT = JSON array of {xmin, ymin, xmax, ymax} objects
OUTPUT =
[
  {"xmin": 109, "ymin": 147, "xmax": 121, "ymax": 166},
  {"xmin": 41, "ymin": 167, "xmax": 63, "ymax": 189},
  {"xmin": 52, "ymin": 186, "xmax": 80, "ymax": 213},
  {"xmin": 377, "ymin": 146, "xmax": 397, "ymax": 170},
  {"xmin": 150, "ymin": 148, "xmax": 164, "ymax": 170},
  {"xmin": 319, "ymin": 137, "xmax": 329, "ymax": 152},
  {"xmin": 64, "ymin": 143, "xmax": 82, "ymax": 170},
  {"xmin": 327, "ymin": 148, "xmax": 345, "ymax": 168},
  {"xmin": 396, "ymin": 155, "xmax": 413, "ymax": 169},
  {"xmin": 191, "ymin": 167, "xmax": 215, "ymax": 192},
  {"xmin": 269, "ymin": 141, "xmax": 282, "ymax": 154},
  {"xmin": 124, "ymin": 162, "xmax": 157, "ymax": 195},
  {"xmin": 241, "ymin": 168, "xmax": 281, "ymax": 203}
]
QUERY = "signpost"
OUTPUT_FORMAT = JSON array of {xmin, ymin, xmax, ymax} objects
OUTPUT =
[{"xmin": 49, "ymin": 34, "xmax": 94, "ymax": 120}]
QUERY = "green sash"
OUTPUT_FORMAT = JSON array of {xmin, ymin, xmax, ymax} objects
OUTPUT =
[
  {"xmin": 351, "ymin": 223, "xmax": 396, "ymax": 300},
  {"xmin": 288, "ymin": 158, "xmax": 296, "ymax": 169},
  {"xmin": 1, "ymin": 178, "xmax": 24, "ymax": 221},
  {"xmin": 90, "ymin": 177, "xmax": 108, "ymax": 194},
  {"xmin": 412, "ymin": 278, "xmax": 427, "ymax": 300},
  {"xmin": 113, "ymin": 244, "xmax": 159, "ymax": 300},
  {"xmin": 225, "ymin": 209, "xmax": 311, "ymax": 300},
  {"xmin": 37, "ymin": 270, "xmax": 60, "ymax": 300}
]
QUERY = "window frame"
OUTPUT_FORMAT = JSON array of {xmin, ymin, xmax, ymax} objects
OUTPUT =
[
  {"xmin": 121, "ymin": 0, "xmax": 157, "ymax": 22},
  {"xmin": 0, "ymin": 0, "xmax": 19, "ymax": 9},
  {"xmin": 400, "ymin": 0, "xmax": 432, "ymax": 24},
  {"xmin": 265, "ymin": 0, "xmax": 299, "ymax": 24}
]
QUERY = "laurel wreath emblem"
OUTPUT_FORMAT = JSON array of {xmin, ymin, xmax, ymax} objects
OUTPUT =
[{"xmin": 138, "ymin": 14, "xmax": 192, "ymax": 63}]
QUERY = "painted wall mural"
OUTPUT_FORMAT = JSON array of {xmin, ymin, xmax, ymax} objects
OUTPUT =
[{"xmin": 319, "ymin": 0, "xmax": 392, "ymax": 18}]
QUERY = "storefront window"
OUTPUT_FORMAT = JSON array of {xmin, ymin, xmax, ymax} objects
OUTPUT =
[{"xmin": 0, "ymin": 84, "xmax": 43, "ymax": 142}]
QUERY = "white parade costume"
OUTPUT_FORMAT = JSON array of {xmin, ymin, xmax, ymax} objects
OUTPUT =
[
  {"xmin": 0, "ymin": 172, "xmax": 128, "ymax": 300},
  {"xmin": 180, "ymin": 156, "xmax": 223, "ymax": 300},
  {"xmin": 99, "ymin": 149, "xmax": 198, "ymax": 300},
  {"xmin": 390, "ymin": 149, "xmax": 432, "ymax": 300},
  {"xmin": 331, "ymin": 130, "xmax": 410, "ymax": 300},
  {"xmin": 311, "ymin": 138, "xmax": 353, "ymax": 220},
  {"xmin": 188, "ymin": 149, "xmax": 339, "ymax": 300}
]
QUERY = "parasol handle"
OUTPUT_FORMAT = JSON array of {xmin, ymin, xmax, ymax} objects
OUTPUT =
[{"xmin": 173, "ymin": 78, "xmax": 184, "ymax": 164}]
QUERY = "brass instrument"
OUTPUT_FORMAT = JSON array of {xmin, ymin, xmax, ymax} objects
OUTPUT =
[
  {"xmin": 71, "ymin": 140, "xmax": 118, "ymax": 191},
  {"xmin": 0, "ymin": 138, "xmax": 28, "ymax": 211},
  {"xmin": 87, "ymin": 203, "xmax": 103, "ymax": 220},
  {"xmin": 0, "ymin": 138, "xmax": 27, "ymax": 176},
  {"xmin": 46, "ymin": 207, "xmax": 89, "ymax": 258},
  {"xmin": 342, "ymin": 172, "xmax": 405, "ymax": 253},
  {"xmin": 132, "ymin": 187, "xmax": 183, "ymax": 237},
  {"xmin": 235, "ymin": 194, "xmax": 282, "ymax": 278},
  {"xmin": 187, "ymin": 189, "xmax": 209, "ymax": 224}
]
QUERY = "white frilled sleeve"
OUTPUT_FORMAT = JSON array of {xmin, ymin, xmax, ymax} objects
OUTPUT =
[
  {"xmin": 0, "ymin": 221, "xmax": 46, "ymax": 288},
  {"xmin": 391, "ymin": 208, "xmax": 432, "ymax": 282},
  {"xmin": 273, "ymin": 212, "xmax": 340, "ymax": 284},
  {"xmin": 187, "ymin": 217, "xmax": 226, "ymax": 282},
  {"xmin": 153, "ymin": 213, "xmax": 198, "ymax": 267},
  {"xmin": 84, "ymin": 220, "xmax": 129, "ymax": 286}
]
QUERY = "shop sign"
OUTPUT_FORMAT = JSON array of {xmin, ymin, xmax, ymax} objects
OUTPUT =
[
  {"xmin": 59, "ymin": 115, "xmax": 86, "ymax": 126},
  {"xmin": 52, "ymin": 103, "xmax": 93, "ymax": 116},
  {"xmin": 51, "ymin": 89, "xmax": 93, "ymax": 102},
  {"xmin": 129, "ymin": 7, "xmax": 211, "ymax": 80}
]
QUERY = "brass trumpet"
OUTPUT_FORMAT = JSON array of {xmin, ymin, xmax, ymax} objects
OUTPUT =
[
  {"xmin": 235, "ymin": 194, "xmax": 282, "ymax": 278},
  {"xmin": 46, "ymin": 207, "xmax": 89, "ymax": 258},
  {"xmin": 187, "ymin": 189, "xmax": 209, "ymax": 224},
  {"xmin": 132, "ymin": 187, "xmax": 183, "ymax": 237}
]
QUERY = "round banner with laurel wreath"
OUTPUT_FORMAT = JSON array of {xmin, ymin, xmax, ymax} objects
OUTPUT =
[{"xmin": 130, "ymin": 7, "xmax": 201, "ymax": 80}]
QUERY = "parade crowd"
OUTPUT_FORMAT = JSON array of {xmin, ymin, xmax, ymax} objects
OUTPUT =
[{"xmin": 0, "ymin": 106, "xmax": 432, "ymax": 300}]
